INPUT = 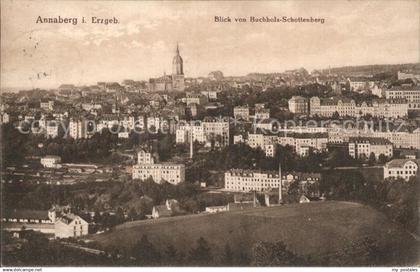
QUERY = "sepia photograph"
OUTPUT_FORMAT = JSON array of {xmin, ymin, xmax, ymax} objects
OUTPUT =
[{"xmin": 0, "ymin": 0, "xmax": 419, "ymax": 270}]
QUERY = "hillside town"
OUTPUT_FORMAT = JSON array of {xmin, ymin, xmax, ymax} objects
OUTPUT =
[
  {"xmin": 1, "ymin": 0, "xmax": 420, "ymax": 266},
  {"xmin": 2, "ymin": 43, "xmax": 419, "ymax": 266}
]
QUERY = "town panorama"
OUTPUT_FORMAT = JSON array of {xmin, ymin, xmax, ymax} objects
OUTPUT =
[{"xmin": 1, "ymin": 21, "xmax": 420, "ymax": 269}]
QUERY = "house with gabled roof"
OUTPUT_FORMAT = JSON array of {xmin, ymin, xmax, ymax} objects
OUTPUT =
[{"xmin": 384, "ymin": 159, "xmax": 419, "ymax": 181}]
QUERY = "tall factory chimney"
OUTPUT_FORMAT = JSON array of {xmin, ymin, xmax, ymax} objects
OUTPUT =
[
  {"xmin": 190, "ymin": 130, "xmax": 193, "ymax": 159},
  {"xmin": 278, "ymin": 163, "xmax": 283, "ymax": 204}
]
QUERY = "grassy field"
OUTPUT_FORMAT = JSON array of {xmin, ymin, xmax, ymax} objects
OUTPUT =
[{"xmin": 90, "ymin": 201, "xmax": 416, "ymax": 263}]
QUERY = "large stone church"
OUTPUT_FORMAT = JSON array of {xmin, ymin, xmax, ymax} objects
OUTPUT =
[{"xmin": 149, "ymin": 43, "xmax": 185, "ymax": 92}]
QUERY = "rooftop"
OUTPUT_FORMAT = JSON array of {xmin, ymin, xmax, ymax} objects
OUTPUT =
[
  {"xmin": 3, "ymin": 209, "xmax": 49, "ymax": 220},
  {"xmin": 385, "ymin": 159, "xmax": 419, "ymax": 168}
]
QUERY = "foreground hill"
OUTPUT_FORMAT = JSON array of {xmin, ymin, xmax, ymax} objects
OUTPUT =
[{"xmin": 91, "ymin": 201, "xmax": 418, "ymax": 265}]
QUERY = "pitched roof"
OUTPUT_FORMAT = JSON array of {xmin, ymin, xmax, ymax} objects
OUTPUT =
[
  {"xmin": 3, "ymin": 209, "xmax": 49, "ymax": 220},
  {"xmin": 385, "ymin": 159, "xmax": 419, "ymax": 168},
  {"xmin": 57, "ymin": 213, "xmax": 86, "ymax": 225},
  {"xmin": 153, "ymin": 205, "xmax": 172, "ymax": 217},
  {"xmin": 349, "ymin": 137, "xmax": 392, "ymax": 145},
  {"xmin": 388, "ymin": 85, "xmax": 420, "ymax": 91}
]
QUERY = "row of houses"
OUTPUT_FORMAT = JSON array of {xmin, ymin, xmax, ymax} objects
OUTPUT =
[
  {"xmin": 233, "ymin": 104, "xmax": 270, "ymax": 121},
  {"xmin": 175, "ymin": 117, "xmax": 231, "ymax": 147},
  {"xmin": 224, "ymin": 168, "xmax": 321, "ymax": 193},
  {"xmin": 289, "ymin": 95, "xmax": 413, "ymax": 118},
  {"xmin": 234, "ymin": 131, "xmax": 329, "ymax": 157},
  {"xmin": 2, "ymin": 206, "xmax": 88, "ymax": 238},
  {"xmin": 234, "ymin": 123, "xmax": 420, "ymax": 156}
]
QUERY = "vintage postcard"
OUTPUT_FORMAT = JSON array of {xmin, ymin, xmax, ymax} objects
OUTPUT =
[{"xmin": 1, "ymin": 0, "xmax": 419, "ymax": 270}]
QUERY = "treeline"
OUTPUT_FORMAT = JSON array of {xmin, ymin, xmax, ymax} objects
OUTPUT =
[
  {"xmin": 321, "ymin": 171, "xmax": 419, "ymax": 233},
  {"xmin": 252, "ymin": 236, "xmax": 417, "ymax": 266},
  {"xmin": 5, "ymin": 231, "xmax": 416, "ymax": 266},
  {"xmin": 1, "ymin": 123, "xmax": 175, "ymax": 166},
  {"xmin": 193, "ymin": 143, "xmax": 325, "ymax": 173},
  {"xmin": 3, "ymin": 179, "xmax": 233, "ymax": 227},
  {"xmin": 2, "ymin": 231, "xmax": 115, "ymax": 266}
]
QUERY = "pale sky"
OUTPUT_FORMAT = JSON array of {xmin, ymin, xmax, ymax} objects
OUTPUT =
[{"xmin": 1, "ymin": 0, "xmax": 419, "ymax": 89}]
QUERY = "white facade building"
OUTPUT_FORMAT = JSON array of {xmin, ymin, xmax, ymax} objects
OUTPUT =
[
  {"xmin": 288, "ymin": 96, "xmax": 308, "ymax": 114},
  {"xmin": 234, "ymin": 106, "xmax": 250, "ymax": 120},
  {"xmin": 41, "ymin": 156, "xmax": 62, "ymax": 168},
  {"xmin": 348, "ymin": 137, "xmax": 393, "ymax": 159},
  {"xmin": 133, "ymin": 150, "xmax": 185, "ymax": 185},
  {"xmin": 225, "ymin": 169, "xmax": 281, "ymax": 192},
  {"xmin": 46, "ymin": 122, "xmax": 59, "ymax": 138},
  {"xmin": 133, "ymin": 163, "xmax": 185, "ymax": 185},
  {"xmin": 202, "ymin": 117, "xmax": 230, "ymax": 146},
  {"xmin": 137, "ymin": 150, "xmax": 154, "ymax": 164},
  {"xmin": 384, "ymin": 86, "xmax": 420, "ymax": 110},
  {"xmin": 310, "ymin": 96, "xmax": 409, "ymax": 118},
  {"xmin": 383, "ymin": 159, "xmax": 419, "ymax": 181},
  {"xmin": 254, "ymin": 108, "xmax": 270, "ymax": 120},
  {"xmin": 54, "ymin": 214, "xmax": 89, "ymax": 238},
  {"xmin": 69, "ymin": 119, "xmax": 86, "ymax": 139}
]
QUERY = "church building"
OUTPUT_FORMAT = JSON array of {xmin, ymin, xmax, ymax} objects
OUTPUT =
[{"xmin": 149, "ymin": 43, "xmax": 185, "ymax": 92}]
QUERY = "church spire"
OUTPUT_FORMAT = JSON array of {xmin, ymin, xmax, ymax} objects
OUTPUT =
[{"xmin": 172, "ymin": 42, "xmax": 183, "ymax": 75}]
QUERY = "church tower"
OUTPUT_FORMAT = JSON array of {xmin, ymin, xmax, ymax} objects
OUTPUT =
[
  {"xmin": 172, "ymin": 43, "xmax": 185, "ymax": 91},
  {"xmin": 172, "ymin": 43, "xmax": 184, "ymax": 75}
]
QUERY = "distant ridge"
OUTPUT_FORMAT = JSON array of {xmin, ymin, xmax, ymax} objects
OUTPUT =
[{"xmin": 319, "ymin": 63, "xmax": 420, "ymax": 76}]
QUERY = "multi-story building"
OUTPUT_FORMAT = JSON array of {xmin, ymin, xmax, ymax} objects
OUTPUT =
[
  {"xmin": 294, "ymin": 133, "xmax": 329, "ymax": 155},
  {"xmin": 254, "ymin": 108, "xmax": 270, "ymax": 120},
  {"xmin": 81, "ymin": 103, "xmax": 102, "ymax": 112},
  {"xmin": 310, "ymin": 97, "xmax": 356, "ymax": 117},
  {"xmin": 69, "ymin": 119, "xmax": 87, "ymax": 139},
  {"xmin": 202, "ymin": 116, "xmax": 230, "ymax": 146},
  {"xmin": 348, "ymin": 137, "xmax": 393, "ymax": 159},
  {"xmin": 200, "ymin": 90, "xmax": 219, "ymax": 100},
  {"xmin": 384, "ymin": 86, "xmax": 420, "ymax": 110},
  {"xmin": 1, "ymin": 112, "xmax": 10, "ymax": 124},
  {"xmin": 397, "ymin": 71, "xmax": 420, "ymax": 81},
  {"xmin": 175, "ymin": 121, "xmax": 206, "ymax": 144},
  {"xmin": 133, "ymin": 150, "xmax": 185, "ymax": 185},
  {"xmin": 40, "ymin": 100, "xmax": 54, "ymax": 111},
  {"xmin": 146, "ymin": 116, "xmax": 161, "ymax": 133},
  {"xmin": 310, "ymin": 96, "xmax": 409, "ymax": 118},
  {"xmin": 329, "ymin": 127, "xmax": 420, "ymax": 150},
  {"xmin": 46, "ymin": 122, "xmax": 59, "ymax": 138},
  {"xmin": 234, "ymin": 106, "xmax": 250, "ymax": 120},
  {"xmin": 247, "ymin": 133, "xmax": 265, "ymax": 149},
  {"xmin": 176, "ymin": 128, "xmax": 188, "ymax": 144},
  {"xmin": 137, "ymin": 150, "xmax": 154, "ymax": 164},
  {"xmin": 54, "ymin": 214, "xmax": 89, "ymax": 238},
  {"xmin": 2, "ymin": 209, "xmax": 55, "ymax": 234},
  {"xmin": 383, "ymin": 159, "xmax": 419, "ymax": 181},
  {"xmin": 264, "ymin": 144, "xmax": 276, "ymax": 157},
  {"xmin": 186, "ymin": 93, "xmax": 208, "ymax": 105},
  {"xmin": 355, "ymin": 100, "xmax": 408, "ymax": 118},
  {"xmin": 40, "ymin": 155, "xmax": 62, "ymax": 168},
  {"xmin": 347, "ymin": 78, "xmax": 375, "ymax": 91},
  {"xmin": 133, "ymin": 163, "xmax": 185, "ymax": 185},
  {"xmin": 288, "ymin": 96, "xmax": 308, "ymax": 114},
  {"xmin": 134, "ymin": 116, "xmax": 145, "ymax": 130},
  {"xmin": 224, "ymin": 169, "xmax": 321, "ymax": 193},
  {"xmin": 225, "ymin": 169, "xmax": 281, "ymax": 192},
  {"xmin": 120, "ymin": 115, "xmax": 136, "ymax": 130}
]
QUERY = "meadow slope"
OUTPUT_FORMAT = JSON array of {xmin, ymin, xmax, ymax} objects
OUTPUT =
[{"xmin": 91, "ymin": 201, "xmax": 417, "ymax": 264}]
